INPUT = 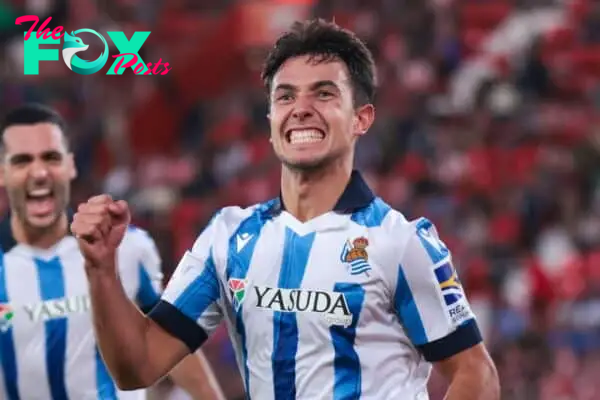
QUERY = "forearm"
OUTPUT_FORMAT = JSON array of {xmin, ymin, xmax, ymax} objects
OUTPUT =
[
  {"xmin": 444, "ymin": 364, "xmax": 500, "ymax": 400},
  {"xmin": 168, "ymin": 351, "xmax": 225, "ymax": 400},
  {"xmin": 86, "ymin": 262, "xmax": 152, "ymax": 388}
]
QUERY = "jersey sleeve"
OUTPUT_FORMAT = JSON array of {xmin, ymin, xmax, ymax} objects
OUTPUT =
[
  {"xmin": 134, "ymin": 230, "xmax": 163, "ymax": 313},
  {"xmin": 392, "ymin": 217, "xmax": 482, "ymax": 362},
  {"xmin": 147, "ymin": 214, "xmax": 223, "ymax": 353}
]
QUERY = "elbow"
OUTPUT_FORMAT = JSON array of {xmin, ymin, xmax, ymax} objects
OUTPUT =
[
  {"xmin": 114, "ymin": 379, "xmax": 147, "ymax": 391},
  {"xmin": 481, "ymin": 357, "xmax": 501, "ymax": 399},
  {"xmin": 111, "ymin": 368, "xmax": 160, "ymax": 391}
]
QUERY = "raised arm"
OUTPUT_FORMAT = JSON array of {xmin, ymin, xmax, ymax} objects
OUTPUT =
[{"xmin": 72, "ymin": 195, "xmax": 219, "ymax": 389}]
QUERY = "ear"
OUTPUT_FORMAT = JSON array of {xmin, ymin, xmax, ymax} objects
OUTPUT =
[
  {"xmin": 67, "ymin": 153, "xmax": 77, "ymax": 180},
  {"xmin": 0, "ymin": 163, "xmax": 5, "ymax": 187},
  {"xmin": 353, "ymin": 104, "xmax": 375, "ymax": 137},
  {"xmin": 266, "ymin": 112, "xmax": 274, "ymax": 143}
]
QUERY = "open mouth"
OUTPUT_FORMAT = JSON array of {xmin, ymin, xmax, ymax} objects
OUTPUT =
[
  {"xmin": 285, "ymin": 128, "xmax": 325, "ymax": 145},
  {"xmin": 25, "ymin": 187, "xmax": 56, "ymax": 217}
]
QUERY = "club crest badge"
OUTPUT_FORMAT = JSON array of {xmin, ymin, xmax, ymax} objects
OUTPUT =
[{"xmin": 340, "ymin": 237, "xmax": 371, "ymax": 276}]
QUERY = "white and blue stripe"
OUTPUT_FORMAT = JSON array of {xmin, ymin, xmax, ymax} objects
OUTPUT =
[
  {"xmin": 0, "ymin": 249, "xmax": 19, "ymax": 400},
  {"xmin": 34, "ymin": 256, "xmax": 69, "ymax": 399},
  {"xmin": 271, "ymin": 228, "xmax": 315, "ymax": 399},
  {"xmin": 0, "ymin": 219, "xmax": 162, "ymax": 400},
  {"xmin": 151, "ymin": 171, "xmax": 482, "ymax": 399}
]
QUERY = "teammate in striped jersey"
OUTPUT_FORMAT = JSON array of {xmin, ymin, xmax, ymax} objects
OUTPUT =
[
  {"xmin": 0, "ymin": 104, "xmax": 224, "ymax": 399},
  {"xmin": 72, "ymin": 19, "xmax": 500, "ymax": 399}
]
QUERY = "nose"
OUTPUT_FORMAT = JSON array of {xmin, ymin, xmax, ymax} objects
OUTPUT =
[
  {"xmin": 291, "ymin": 96, "xmax": 314, "ymax": 121},
  {"xmin": 29, "ymin": 160, "xmax": 49, "ymax": 181}
]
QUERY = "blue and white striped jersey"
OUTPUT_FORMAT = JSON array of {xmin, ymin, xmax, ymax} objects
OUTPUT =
[
  {"xmin": 149, "ymin": 171, "xmax": 483, "ymax": 400},
  {"xmin": 0, "ymin": 215, "xmax": 163, "ymax": 400}
]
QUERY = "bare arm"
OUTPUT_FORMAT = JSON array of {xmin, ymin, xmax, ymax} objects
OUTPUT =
[
  {"xmin": 167, "ymin": 351, "xmax": 225, "ymax": 400},
  {"xmin": 72, "ymin": 196, "xmax": 192, "ymax": 389},
  {"xmin": 435, "ymin": 343, "xmax": 500, "ymax": 400},
  {"xmin": 87, "ymin": 267, "xmax": 190, "ymax": 389},
  {"xmin": 73, "ymin": 196, "xmax": 221, "ymax": 390}
]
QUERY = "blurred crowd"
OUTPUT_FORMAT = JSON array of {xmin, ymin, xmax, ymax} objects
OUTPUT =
[{"xmin": 2, "ymin": 0, "xmax": 600, "ymax": 399}]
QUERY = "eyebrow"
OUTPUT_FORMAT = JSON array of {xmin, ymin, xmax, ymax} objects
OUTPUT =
[
  {"xmin": 273, "ymin": 80, "xmax": 341, "ymax": 92},
  {"xmin": 8, "ymin": 150, "xmax": 63, "ymax": 162}
]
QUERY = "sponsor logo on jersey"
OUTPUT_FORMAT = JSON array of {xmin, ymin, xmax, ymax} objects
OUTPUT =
[
  {"xmin": 0, "ymin": 304, "xmax": 14, "ymax": 332},
  {"xmin": 254, "ymin": 286, "xmax": 353, "ymax": 327},
  {"xmin": 24, "ymin": 295, "xmax": 91, "ymax": 323},
  {"xmin": 228, "ymin": 278, "xmax": 249, "ymax": 311},
  {"xmin": 434, "ymin": 262, "xmax": 463, "ymax": 306},
  {"xmin": 434, "ymin": 262, "xmax": 473, "ymax": 325},
  {"xmin": 340, "ymin": 236, "xmax": 371, "ymax": 275},
  {"xmin": 0, "ymin": 295, "xmax": 92, "ymax": 328}
]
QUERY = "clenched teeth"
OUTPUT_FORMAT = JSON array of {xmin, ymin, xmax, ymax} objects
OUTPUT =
[{"xmin": 289, "ymin": 129, "xmax": 324, "ymax": 145}]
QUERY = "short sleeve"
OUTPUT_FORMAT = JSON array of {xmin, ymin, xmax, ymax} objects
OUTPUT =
[
  {"xmin": 134, "ymin": 231, "xmax": 163, "ymax": 313},
  {"xmin": 392, "ymin": 218, "xmax": 482, "ymax": 362},
  {"xmin": 147, "ymin": 214, "xmax": 223, "ymax": 353}
]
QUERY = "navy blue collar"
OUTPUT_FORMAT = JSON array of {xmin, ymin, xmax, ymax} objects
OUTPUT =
[
  {"xmin": 0, "ymin": 209, "xmax": 74, "ymax": 253},
  {"xmin": 270, "ymin": 170, "xmax": 375, "ymax": 215}
]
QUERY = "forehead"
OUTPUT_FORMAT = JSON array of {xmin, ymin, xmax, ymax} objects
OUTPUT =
[
  {"xmin": 2, "ymin": 123, "xmax": 66, "ymax": 155},
  {"xmin": 272, "ymin": 55, "xmax": 351, "ymax": 90}
]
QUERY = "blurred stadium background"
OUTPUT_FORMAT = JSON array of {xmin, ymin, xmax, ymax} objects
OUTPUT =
[{"xmin": 2, "ymin": 0, "xmax": 600, "ymax": 399}]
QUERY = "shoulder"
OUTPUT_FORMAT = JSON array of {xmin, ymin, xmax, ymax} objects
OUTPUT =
[
  {"xmin": 351, "ymin": 197, "xmax": 412, "ymax": 238},
  {"xmin": 198, "ymin": 200, "xmax": 278, "ymax": 243},
  {"xmin": 118, "ymin": 225, "xmax": 161, "ymax": 268},
  {"xmin": 212, "ymin": 204, "xmax": 264, "ymax": 230},
  {"xmin": 121, "ymin": 224, "xmax": 157, "ymax": 250},
  {"xmin": 353, "ymin": 198, "xmax": 444, "ymax": 259}
]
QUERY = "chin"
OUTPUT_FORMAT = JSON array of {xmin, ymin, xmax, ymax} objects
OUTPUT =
[
  {"xmin": 282, "ymin": 157, "xmax": 331, "ymax": 172},
  {"xmin": 25, "ymin": 214, "xmax": 61, "ymax": 230}
]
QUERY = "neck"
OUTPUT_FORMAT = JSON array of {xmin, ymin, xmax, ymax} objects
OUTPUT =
[
  {"xmin": 11, "ymin": 213, "xmax": 69, "ymax": 249},
  {"xmin": 281, "ymin": 159, "xmax": 352, "ymax": 222}
]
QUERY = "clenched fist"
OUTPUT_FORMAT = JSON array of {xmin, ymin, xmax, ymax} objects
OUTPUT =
[{"xmin": 71, "ymin": 194, "xmax": 130, "ymax": 270}]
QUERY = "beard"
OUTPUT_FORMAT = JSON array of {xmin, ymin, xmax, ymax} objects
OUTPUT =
[{"xmin": 7, "ymin": 184, "xmax": 69, "ymax": 231}]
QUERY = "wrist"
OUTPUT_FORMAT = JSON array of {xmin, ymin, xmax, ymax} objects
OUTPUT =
[{"xmin": 84, "ymin": 257, "xmax": 119, "ymax": 281}]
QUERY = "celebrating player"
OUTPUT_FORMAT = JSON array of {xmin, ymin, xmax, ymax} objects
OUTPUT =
[
  {"xmin": 72, "ymin": 19, "xmax": 500, "ymax": 399},
  {"xmin": 0, "ymin": 104, "xmax": 224, "ymax": 399}
]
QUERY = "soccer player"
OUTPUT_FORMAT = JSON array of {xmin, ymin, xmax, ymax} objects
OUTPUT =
[
  {"xmin": 0, "ymin": 104, "xmax": 224, "ymax": 399},
  {"xmin": 72, "ymin": 19, "xmax": 500, "ymax": 399}
]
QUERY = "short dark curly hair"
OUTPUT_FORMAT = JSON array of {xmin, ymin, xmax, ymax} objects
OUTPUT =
[{"xmin": 261, "ymin": 19, "xmax": 377, "ymax": 107}]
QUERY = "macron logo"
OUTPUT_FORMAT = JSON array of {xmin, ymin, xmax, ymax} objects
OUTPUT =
[{"xmin": 236, "ymin": 233, "xmax": 253, "ymax": 252}]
